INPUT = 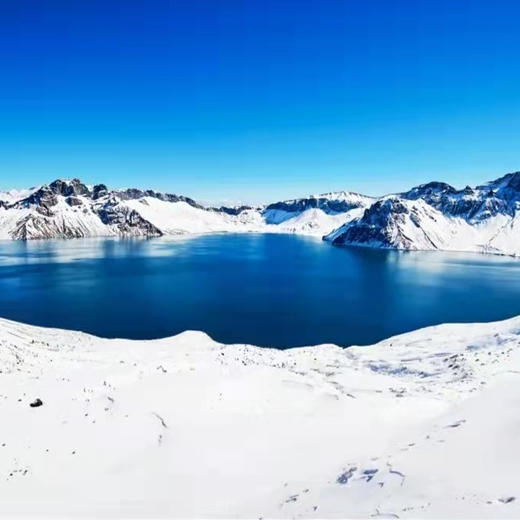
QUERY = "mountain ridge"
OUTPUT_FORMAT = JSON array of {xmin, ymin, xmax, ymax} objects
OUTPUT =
[
  {"xmin": 2, "ymin": 173, "xmax": 520, "ymax": 255},
  {"xmin": 0, "ymin": 177, "xmax": 371, "ymax": 240}
]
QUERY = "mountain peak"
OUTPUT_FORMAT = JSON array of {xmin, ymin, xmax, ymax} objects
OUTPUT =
[{"xmin": 48, "ymin": 178, "xmax": 91, "ymax": 198}]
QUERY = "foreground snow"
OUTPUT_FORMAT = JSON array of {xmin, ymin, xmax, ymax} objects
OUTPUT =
[{"xmin": 1, "ymin": 317, "xmax": 520, "ymax": 518}]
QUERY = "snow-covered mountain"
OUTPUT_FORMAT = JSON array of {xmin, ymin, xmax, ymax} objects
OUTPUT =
[
  {"xmin": 326, "ymin": 171, "xmax": 520, "ymax": 256},
  {"xmin": 262, "ymin": 190, "xmax": 372, "ymax": 235},
  {"xmin": 4, "ymin": 172, "xmax": 520, "ymax": 256},
  {"xmin": 2, "ymin": 315, "xmax": 520, "ymax": 517},
  {"xmin": 0, "ymin": 178, "xmax": 371, "ymax": 240}
]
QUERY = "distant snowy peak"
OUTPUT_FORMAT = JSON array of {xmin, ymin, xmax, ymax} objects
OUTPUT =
[
  {"xmin": 264, "ymin": 190, "xmax": 372, "ymax": 215},
  {"xmin": 478, "ymin": 170, "xmax": 520, "ymax": 190},
  {"xmin": 0, "ymin": 186, "xmax": 39, "ymax": 204},
  {"xmin": 316, "ymin": 189, "xmax": 375, "ymax": 204}
]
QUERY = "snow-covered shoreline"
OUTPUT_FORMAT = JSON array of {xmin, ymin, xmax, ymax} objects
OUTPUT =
[{"xmin": 1, "ymin": 316, "xmax": 519, "ymax": 518}]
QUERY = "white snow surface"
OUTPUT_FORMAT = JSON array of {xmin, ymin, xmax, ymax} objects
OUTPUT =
[{"xmin": 2, "ymin": 316, "xmax": 520, "ymax": 518}]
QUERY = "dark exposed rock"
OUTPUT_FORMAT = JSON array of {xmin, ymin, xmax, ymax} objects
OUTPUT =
[
  {"xmin": 49, "ymin": 178, "xmax": 91, "ymax": 198},
  {"xmin": 92, "ymin": 184, "xmax": 109, "ymax": 200},
  {"xmin": 96, "ymin": 203, "xmax": 163, "ymax": 237},
  {"xmin": 214, "ymin": 205, "xmax": 253, "ymax": 215},
  {"xmin": 29, "ymin": 398, "xmax": 43, "ymax": 408},
  {"xmin": 17, "ymin": 186, "xmax": 58, "ymax": 209},
  {"xmin": 35, "ymin": 205, "xmax": 55, "ymax": 217},
  {"xmin": 66, "ymin": 196, "xmax": 83, "ymax": 207},
  {"xmin": 331, "ymin": 198, "xmax": 411, "ymax": 248},
  {"xmin": 336, "ymin": 467, "xmax": 357, "ymax": 485}
]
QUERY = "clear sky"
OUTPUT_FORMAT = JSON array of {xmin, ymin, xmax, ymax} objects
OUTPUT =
[{"xmin": 1, "ymin": 0, "xmax": 519, "ymax": 204}]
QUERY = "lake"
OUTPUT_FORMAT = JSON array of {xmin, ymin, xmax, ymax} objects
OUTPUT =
[{"xmin": 1, "ymin": 233, "xmax": 520, "ymax": 348}]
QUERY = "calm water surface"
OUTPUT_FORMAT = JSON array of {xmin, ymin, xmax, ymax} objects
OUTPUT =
[{"xmin": 1, "ymin": 233, "xmax": 520, "ymax": 348}]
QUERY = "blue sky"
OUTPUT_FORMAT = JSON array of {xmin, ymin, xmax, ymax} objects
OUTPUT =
[{"xmin": 1, "ymin": 0, "xmax": 519, "ymax": 204}]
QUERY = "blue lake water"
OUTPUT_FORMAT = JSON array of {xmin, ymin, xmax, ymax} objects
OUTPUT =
[{"xmin": 1, "ymin": 233, "xmax": 520, "ymax": 348}]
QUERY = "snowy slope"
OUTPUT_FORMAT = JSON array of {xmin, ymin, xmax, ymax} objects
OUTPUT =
[
  {"xmin": 268, "ymin": 206, "xmax": 365, "ymax": 235},
  {"xmin": 122, "ymin": 197, "xmax": 266, "ymax": 234},
  {"xmin": 1, "ymin": 316, "xmax": 520, "ymax": 518},
  {"xmin": 0, "ymin": 206, "xmax": 31, "ymax": 240}
]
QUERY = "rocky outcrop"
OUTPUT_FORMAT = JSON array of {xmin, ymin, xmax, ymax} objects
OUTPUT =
[
  {"xmin": 49, "ymin": 178, "xmax": 91, "ymax": 198},
  {"xmin": 96, "ymin": 204, "xmax": 162, "ymax": 237},
  {"xmin": 212, "ymin": 205, "xmax": 255, "ymax": 216},
  {"xmin": 92, "ymin": 184, "xmax": 109, "ymax": 200},
  {"xmin": 328, "ymin": 198, "xmax": 412, "ymax": 247}
]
